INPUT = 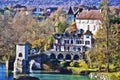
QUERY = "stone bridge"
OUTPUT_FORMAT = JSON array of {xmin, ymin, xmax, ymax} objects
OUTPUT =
[{"xmin": 13, "ymin": 44, "xmax": 84, "ymax": 76}]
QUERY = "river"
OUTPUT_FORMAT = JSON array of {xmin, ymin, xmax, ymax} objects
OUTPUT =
[{"xmin": 0, "ymin": 64, "xmax": 95, "ymax": 80}]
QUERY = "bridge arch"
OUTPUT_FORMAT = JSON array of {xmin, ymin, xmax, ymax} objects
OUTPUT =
[
  {"xmin": 29, "ymin": 60, "xmax": 41, "ymax": 72},
  {"xmin": 29, "ymin": 60, "xmax": 35, "ymax": 72},
  {"xmin": 73, "ymin": 54, "xmax": 79, "ymax": 60},
  {"xmin": 50, "ymin": 53, "xmax": 56, "ymax": 60},
  {"xmin": 57, "ymin": 53, "xmax": 64, "ymax": 61},
  {"xmin": 65, "ymin": 54, "xmax": 71, "ymax": 60}
]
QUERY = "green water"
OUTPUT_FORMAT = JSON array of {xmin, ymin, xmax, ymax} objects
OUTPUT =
[
  {"xmin": 29, "ymin": 71, "xmax": 95, "ymax": 80},
  {"xmin": 0, "ymin": 64, "xmax": 94, "ymax": 80}
]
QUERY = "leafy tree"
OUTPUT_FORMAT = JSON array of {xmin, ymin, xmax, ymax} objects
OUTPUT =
[
  {"xmin": 56, "ymin": 22, "xmax": 68, "ymax": 33},
  {"xmin": 77, "ymin": 60, "xmax": 88, "ymax": 69},
  {"xmin": 44, "ymin": 35, "xmax": 54, "ymax": 51},
  {"xmin": 32, "ymin": 38, "xmax": 45, "ymax": 50}
]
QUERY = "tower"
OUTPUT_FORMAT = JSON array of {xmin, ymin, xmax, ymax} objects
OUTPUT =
[
  {"xmin": 66, "ymin": 6, "xmax": 75, "ymax": 26},
  {"xmin": 14, "ymin": 43, "xmax": 29, "ymax": 73},
  {"xmin": 84, "ymin": 29, "xmax": 93, "ymax": 49}
]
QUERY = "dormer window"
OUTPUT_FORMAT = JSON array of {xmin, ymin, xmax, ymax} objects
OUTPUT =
[{"xmin": 86, "ymin": 35, "xmax": 89, "ymax": 38}]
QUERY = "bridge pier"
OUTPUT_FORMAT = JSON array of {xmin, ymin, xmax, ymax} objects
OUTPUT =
[{"xmin": 13, "ymin": 44, "xmax": 29, "ymax": 74}]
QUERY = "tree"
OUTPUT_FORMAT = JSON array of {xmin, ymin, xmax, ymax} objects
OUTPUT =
[
  {"xmin": 101, "ymin": 0, "xmax": 111, "ymax": 72},
  {"xmin": 111, "ymin": 24, "xmax": 120, "ymax": 70},
  {"xmin": 44, "ymin": 35, "xmax": 54, "ymax": 51},
  {"xmin": 32, "ymin": 38, "xmax": 45, "ymax": 50},
  {"xmin": 56, "ymin": 22, "xmax": 68, "ymax": 33}
]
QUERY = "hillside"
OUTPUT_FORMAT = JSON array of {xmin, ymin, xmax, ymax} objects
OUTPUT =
[{"xmin": 0, "ymin": 0, "xmax": 120, "ymax": 8}]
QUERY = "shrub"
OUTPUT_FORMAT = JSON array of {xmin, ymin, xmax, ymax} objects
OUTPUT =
[
  {"xmin": 60, "ymin": 61, "xmax": 67, "ymax": 67},
  {"xmin": 77, "ymin": 60, "xmax": 88, "ymax": 69}
]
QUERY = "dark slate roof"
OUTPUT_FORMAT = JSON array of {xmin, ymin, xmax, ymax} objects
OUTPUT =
[
  {"xmin": 68, "ymin": 6, "xmax": 74, "ymax": 15},
  {"xmin": 84, "ymin": 30, "xmax": 93, "ymax": 35},
  {"xmin": 73, "ymin": 7, "xmax": 79, "ymax": 13}
]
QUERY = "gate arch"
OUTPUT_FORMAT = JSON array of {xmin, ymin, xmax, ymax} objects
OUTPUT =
[
  {"xmin": 57, "ymin": 53, "xmax": 64, "ymax": 60},
  {"xmin": 73, "ymin": 54, "xmax": 79, "ymax": 60},
  {"xmin": 50, "ymin": 53, "xmax": 56, "ymax": 60},
  {"xmin": 65, "ymin": 54, "xmax": 71, "ymax": 60}
]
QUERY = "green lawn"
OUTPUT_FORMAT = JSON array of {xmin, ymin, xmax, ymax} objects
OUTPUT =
[{"xmin": 67, "ymin": 67, "xmax": 98, "ymax": 74}]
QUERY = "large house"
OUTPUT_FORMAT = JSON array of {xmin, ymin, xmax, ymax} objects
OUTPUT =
[
  {"xmin": 49, "ymin": 28, "xmax": 93, "ymax": 61},
  {"xmin": 76, "ymin": 10, "xmax": 102, "ymax": 35}
]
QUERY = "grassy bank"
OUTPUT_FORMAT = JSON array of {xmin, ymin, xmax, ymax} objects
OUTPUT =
[{"xmin": 67, "ymin": 67, "xmax": 98, "ymax": 75}]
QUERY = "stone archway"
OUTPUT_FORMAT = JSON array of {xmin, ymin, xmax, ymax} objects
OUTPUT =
[
  {"xmin": 65, "ymin": 54, "xmax": 71, "ymax": 60},
  {"xmin": 57, "ymin": 53, "xmax": 64, "ymax": 61},
  {"xmin": 18, "ymin": 53, "xmax": 22, "ymax": 57},
  {"xmin": 73, "ymin": 55, "xmax": 79, "ymax": 60},
  {"xmin": 29, "ymin": 60, "xmax": 35, "ymax": 72},
  {"xmin": 29, "ymin": 60, "xmax": 41, "ymax": 72},
  {"xmin": 50, "ymin": 53, "xmax": 56, "ymax": 60}
]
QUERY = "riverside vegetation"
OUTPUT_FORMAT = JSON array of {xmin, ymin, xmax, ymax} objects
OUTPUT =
[{"xmin": 0, "ymin": 0, "xmax": 120, "ymax": 80}]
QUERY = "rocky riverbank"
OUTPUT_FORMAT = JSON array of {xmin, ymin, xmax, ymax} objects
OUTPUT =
[{"xmin": 89, "ymin": 73, "xmax": 111, "ymax": 80}]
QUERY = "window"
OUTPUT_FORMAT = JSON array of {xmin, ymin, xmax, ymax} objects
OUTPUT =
[
  {"xmin": 64, "ymin": 40, "xmax": 66, "ymax": 44},
  {"xmin": 71, "ymin": 40, "xmax": 73, "ymax": 44},
  {"xmin": 86, "ymin": 35, "xmax": 89, "ymax": 38},
  {"xmin": 85, "ymin": 41, "xmax": 90, "ymax": 45},
  {"xmin": 18, "ymin": 53, "xmax": 22, "ymax": 57},
  {"xmin": 76, "ymin": 40, "xmax": 78, "ymax": 44},
  {"xmin": 78, "ymin": 48, "xmax": 81, "ymax": 51},
  {"xmin": 94, "ymin": 25, "xmax": 96, "ymax": 30},
  {"xmin": 67, "ymin": 40, "xmax": 69, "ymax": 44},
  {"xmin": 79, "ymin": 40, "xmax": 82, "ymax": 44}
]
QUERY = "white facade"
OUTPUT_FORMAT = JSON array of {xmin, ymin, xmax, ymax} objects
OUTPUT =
[
  {"xmin": 76, "ymin": 19, "xmax": 101, "ymax": 35},
  {"xmin": 52, "ymin": 32, "xmax": 93, "ymax": 53},
  {"xmin": 14, "ymin": 44, "xmax": 29, "ymax": 73}
]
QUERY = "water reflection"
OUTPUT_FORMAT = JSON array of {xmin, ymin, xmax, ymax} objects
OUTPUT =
[
  {"xmin": 0, "ymin": 64, "xmax": 14, "ymax": 80},
  {"xmin": 0, "ymin": 64, "xmax": 6, "ymax": 80}
]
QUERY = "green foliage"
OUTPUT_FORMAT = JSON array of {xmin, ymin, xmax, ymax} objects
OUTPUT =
[
  {"xmin": 44, "ymin": 35, "xmax": 54, "ymax": 51},
  {"xmin": 56, "ymin": 22, "xmax": 68, "ymax": 33},
  {"xmin": 110, "ymin": 16, "xmax": 120, "ymax": 24},
  {"xmin": 32, "ymin": 38, "xmax": 45, "ymax": 50},
  {"xmin": 70, "ymin": 62, "xmax": 76, "ymax": 67},
  {"xmin": 77, "ymin": 60, "xmax": 88, "ymax": 69},
  {"xmin": 60, "ymin": 61, "xmax": 67, "ymax": 67}
]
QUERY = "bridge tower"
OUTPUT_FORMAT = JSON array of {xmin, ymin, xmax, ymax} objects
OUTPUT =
[{"xmin": 14, "ymin": 43, "xmax": 29, "ymax": 73}]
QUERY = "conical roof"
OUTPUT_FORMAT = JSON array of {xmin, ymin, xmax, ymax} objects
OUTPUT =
[{"xmin": 68, "ymin": 6, "xmax": 74, "ymax": 15}]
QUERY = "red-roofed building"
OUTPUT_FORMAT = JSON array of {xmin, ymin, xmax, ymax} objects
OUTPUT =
[{"xmin": 76, "ymin": 10, "xmax": 102, "ymax": 35}]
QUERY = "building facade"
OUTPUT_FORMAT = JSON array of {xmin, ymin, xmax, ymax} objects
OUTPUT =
[
  {"xmin": 49, "ymin": 29, "xmax": 93, "ymax": 61},
  {"xmin": 76, "ymin": 10, "xmax": 102, "ymax": 35}
]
